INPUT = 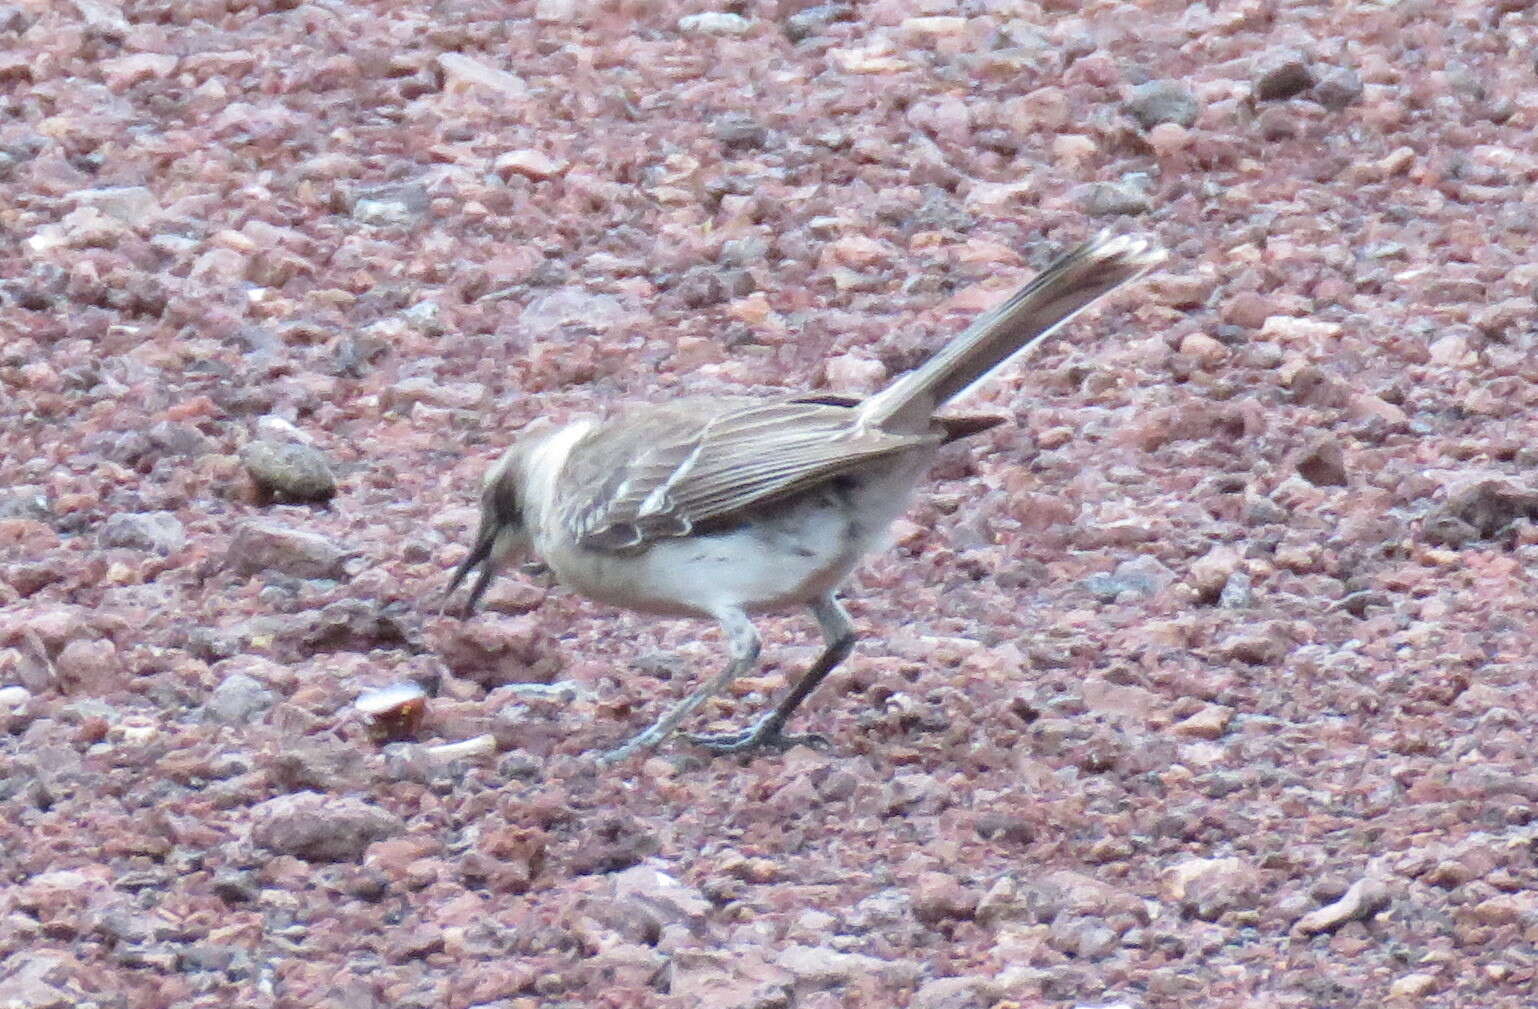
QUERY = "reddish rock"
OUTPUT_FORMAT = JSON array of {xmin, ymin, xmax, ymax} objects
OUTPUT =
[
  {"xmin": 1188, "ymin": 545, "xmax": 1242, "ymax": 602},
  {"xmin": 250, "ymin": 793, "xmax": 405, "ymax": 862},
  {"xmin": 1220, "ymin": 292, "xmax": 1275, "ymax": 329},
  {"xmin": 227, "ymin": 521, "xmax": 350, "ymax": 579},
  {"xmin": 428, "ymin": 616, "xmax": 564, "ymax": 687},
  {"xmin": 1171, "ymin": 704, "xmax": 1233, "ymax": 741},
  {"xmin": 53, "ymin": 639, "xmax": 120, "ymax": 694},
  {"xmin": 1295, "ymin": 437, "xmax": 1349, "ymax": 487},
  {"xmin": 609, "ymin": 860, "xmax": 710, "ymax": 935},
  {"xmin": 910, "ymin": 871, "xmax": 978, "ymax": 924}
]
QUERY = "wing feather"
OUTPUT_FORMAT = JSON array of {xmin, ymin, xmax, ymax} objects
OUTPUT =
[{"xmin": 558, "ymin": 396, "xmax": 934, "ymax": 551}]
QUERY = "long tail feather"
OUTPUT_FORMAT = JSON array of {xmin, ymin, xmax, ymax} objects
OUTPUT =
[{"xmin": 856, "ymin": 233, "xmax": 1165, "ymax": 431}]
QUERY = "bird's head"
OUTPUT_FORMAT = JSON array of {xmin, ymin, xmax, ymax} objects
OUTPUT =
[{"xmin": 445, "ymin": 444, "xmax": 531, "ymax": 617}]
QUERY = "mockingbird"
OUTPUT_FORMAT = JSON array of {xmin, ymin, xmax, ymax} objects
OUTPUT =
[{"xmin": 447, "ymin": 233, "xmax": 1164, "ymax": 762}]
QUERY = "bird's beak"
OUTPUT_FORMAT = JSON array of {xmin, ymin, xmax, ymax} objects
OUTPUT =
[{"xmin": 443, "ymin": 521, "xmax": 500, "ymax": 619}]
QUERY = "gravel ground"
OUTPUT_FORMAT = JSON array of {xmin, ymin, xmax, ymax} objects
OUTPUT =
[{"xmin": 3, "ymin": 0, "xmax": 1538, "ymax": 1007}]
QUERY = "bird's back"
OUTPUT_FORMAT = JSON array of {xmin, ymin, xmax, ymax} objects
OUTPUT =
[{"xmin": 551, "ymin": 394, "xmax": 939, "ymax": 553}]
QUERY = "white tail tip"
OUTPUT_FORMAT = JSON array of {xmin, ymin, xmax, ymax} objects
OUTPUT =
[{"xmin": 1090, "ymin": 231, "xmax": 1168, "ymax": 273}]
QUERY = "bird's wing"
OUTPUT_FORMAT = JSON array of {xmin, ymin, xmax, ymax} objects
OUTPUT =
[{"xmin": 558, "ymin": 396, "xmax": 936, "ymax": 551}]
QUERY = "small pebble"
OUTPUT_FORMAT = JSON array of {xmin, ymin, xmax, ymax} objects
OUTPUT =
[
  {"xmin": 356, "ymin": 682, "xmax": 429, "ymax": 742},
  {"xmin": 1124, "ymin": 79, "xmax": 1199, "ymax": 129},
  {"xmin": 1254, "ymin": 49, "xmax": 1316, "ymax": 101},
  {"xmin": 240, "ymin": 440, "xmax": 337, "ymax": 502}
]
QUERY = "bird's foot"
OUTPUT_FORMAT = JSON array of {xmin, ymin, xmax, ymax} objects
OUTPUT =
[
  {"xmin": 597, "ymin": 739, "xmax": 647, "ymax": 765},
  {"xmin": 597, "ymin": 718, "xmax": 828, "ymax": 764},
  {"xmin": 597, "ymin": 727, "xmax": 665, "ymax": 766},
  {"xmin": 684, "ymin": 719, "xmax": 827, "ymax": 755}
]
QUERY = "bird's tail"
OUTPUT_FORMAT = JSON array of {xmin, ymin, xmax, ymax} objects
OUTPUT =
[{"xmin": 855, "ymin": 233, "xmax": 1165, "ymax": 431}]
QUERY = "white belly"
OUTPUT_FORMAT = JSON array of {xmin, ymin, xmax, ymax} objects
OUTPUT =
[{"xmin": 533, "ymin": 447, "xmax": 935, "ymax": 617}]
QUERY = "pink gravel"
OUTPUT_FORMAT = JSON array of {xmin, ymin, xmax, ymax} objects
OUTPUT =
[{"xmin": 3, "ymin": 0, "xmax": 1538, "ymax": 1007}]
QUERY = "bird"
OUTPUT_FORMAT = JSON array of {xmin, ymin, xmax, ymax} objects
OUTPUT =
[{"xmin": 446, "ymin": 232, "xmax": 1164, "ymax": 763}]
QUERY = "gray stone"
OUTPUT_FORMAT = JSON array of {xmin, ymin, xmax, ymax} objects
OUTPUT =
[
  {"xmin": 204, "ymin": 672, "xmax": 276, "ymax": 725},
  {"xmin": 534, "ymin": 0, "xmax": 581, "ymax": 23},
  {"xmin": 713, "ymin": 113, "xmax": 770, "ymax": 150},
  {"xmin": 518, "ymin": 286, "xmax": 629, "ymax": 338},
  {"xmin": 71, "ymin": 186, "xmax": 161, "ymax": 226},
  {"xmin": 1218, "ymin": 571, "xmax": 1254, "ymax": 609},
  {"xmin": 0, "ymin": 951, "xmax": 75, "ymax": 1009},
  {"xmin": 147, "ymin": 420, "xmax": 213, "ymax": 458},
  {"xmin": 177, "ymin": 944, "xmax": 243, "ymax": 974},
  {"xmin": 784, "ymin": 4, "xmax": 851, "ymax": 43},
  {"xmin": 98, "ymin": 512, "xmax": 186, "ymax": 554},
  {"xmin": 352, "ymin": 196, "xmax": 417, "ymax": 227},
  {"xmin": 1076, "ymin": 181, "xmax": 1151, "ymax": 217},
  {"xmin": 1313, "ymin": 66, "xmax": 1363, "ymax": 110},
  {"xmin": 912, "ymin": 976, "xmax": 1001, "ymax": 1009},
  {"xmin": 0, "ymin": 485, "xmax": 51, "ymax": 520},
  {"xmin": 239, "ymin": 440, "xmax": 336, "ymax": 502},
  {"xmin": 1168, "ymin": 856, "xmax": 1257, "ymax": 921},
  {"xmin": 1425, "ymin": 475, "xmax": 1538, "ymax": 543},
  {"xmin": 976, "ymin": 870, "xmax": 1148, "ymax": 928},
  {"xmin": 1124, "ymin": 79, "xmax": 1199, "ymax": 129},
  {"xmin": 678, "ymin": 11, "xmax": 751, "ymax": 35},
  {"xmin": 776, "ymin": 945, "xmax": 919, "ymax": 988},
  {"xmin": 1083, "ymin": 555, "xmax": 1175, "ymax": 602},
  {"xmin": 1254, "ymin": 49, "xmax": 1316, "ymax": 101},
  {"xmin": 1047, "ymin": 917, "xmax": 1120, "ymax": 960}
]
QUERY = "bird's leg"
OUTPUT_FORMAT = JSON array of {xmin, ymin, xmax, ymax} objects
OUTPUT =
[
  {"xmin": 687, "ymin": 593, "xmax": 857, "ymax": 755},
  {"xmin": 598, "ymin": 607, "xmax": 760, "ymax": 764}
]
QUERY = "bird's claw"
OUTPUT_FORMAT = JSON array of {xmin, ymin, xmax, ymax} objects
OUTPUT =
[{"xmin": 683, "ymin": 724, "xmax": 828, "ymax": 755}]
